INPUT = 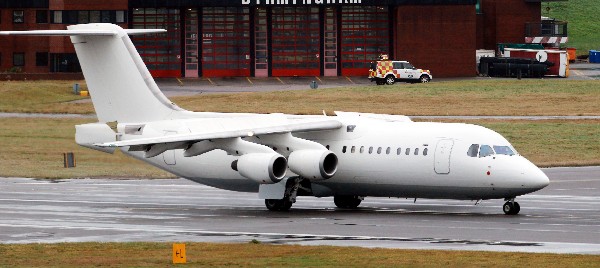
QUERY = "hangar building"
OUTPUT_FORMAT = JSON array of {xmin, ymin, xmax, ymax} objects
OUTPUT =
[{"xmin": 0, "ymin": 0, "xmax": 565, "ymax": 78}]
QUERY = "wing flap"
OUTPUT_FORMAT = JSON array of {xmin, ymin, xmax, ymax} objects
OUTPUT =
[{"xmin": 96, "ymin": 119, "xmax": 342, "ymax": 148}]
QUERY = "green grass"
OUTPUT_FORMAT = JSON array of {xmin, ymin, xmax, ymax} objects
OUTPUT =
[
  {"xmin": 1, "ymin": 80, "xmax": 599, "ymax": 178},
  {"xmin": 0, "ymin": 242, "xmax": 599, "ymax": 267},
  {"xmin": 173, "ymin": 79, "xmax": 600, "ymax": 116},
  {"xmin": 0, "ymin": 118, "xmax": 598, "ymax": 179},
  {"xmin": 0, "ymin": 80, "xmax": 89, "ymax": 114},
  {"xmin": 545, "ymin": 0, "xmax": 600, "ymax": 54},
  {"xmin": 3, "ymin": 80, "xmax": 599, "ymax": 116},
  {"xmin": 0, "ymin": 117, "xmax": 172, "ymax": 179}
]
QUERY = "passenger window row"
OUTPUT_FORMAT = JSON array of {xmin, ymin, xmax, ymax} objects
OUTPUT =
[{"xmin": 338, "ymin": 145, "xmax": 429, "ymax": 156}]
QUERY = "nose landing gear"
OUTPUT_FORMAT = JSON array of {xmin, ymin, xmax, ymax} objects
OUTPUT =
[{"xmin": 503, "ymin": 198, "xmax": 521, "ymax": 215}]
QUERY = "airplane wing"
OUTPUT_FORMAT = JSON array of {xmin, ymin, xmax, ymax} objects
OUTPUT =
[{"xmin": 96, "ymin": 118, "xmax": 342, "ymax": 151}]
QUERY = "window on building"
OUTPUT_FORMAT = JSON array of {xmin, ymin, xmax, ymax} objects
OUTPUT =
[
  {"xmin": 52, "ymin": 11, "xmax": 63, "ymax": 23},
  {"xmin": 13, "ymin": 10, "xmax": 25, "ymax": 23},
  {"xmin": 13, "ymin": 53, "xmax": 25, "ymax": 66},
  {"xmin": 36, "ymin": 52, "xmax": 48, "ymax": 66},
  {"xmin": 101, "ymin": 11, "xmax": 111, "ymax": 23},
  {"xmin": 116, "ymin": 11, "xmax": 126, "ymax": 23},
  {"xmin": 50, "ymin": 53, "xmax": 81, "ymax": 72},
  {"xmin": 90, "ymin": 11, "xmax": 101, "ymax": 23},
  {"xmin": 36, "ymin": 10, "xmax": 48, "ymax": 23},
  {"xmin": 78, "ymin": 11, "xmax": 89, "ymax": 24}
]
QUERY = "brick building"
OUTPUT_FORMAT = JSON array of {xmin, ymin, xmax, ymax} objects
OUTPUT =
[{"xmin": 0, "ymin": 0, "xmax": 563, "ymax": 78}]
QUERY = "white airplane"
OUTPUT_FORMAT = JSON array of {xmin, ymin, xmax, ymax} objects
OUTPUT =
[{"xmin": 1, "ymin": 24, "xmax": 549, "ymax": 215}]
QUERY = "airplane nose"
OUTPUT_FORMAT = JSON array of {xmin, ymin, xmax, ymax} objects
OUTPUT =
[{"xmin": 526, "ymin": 167, "xmax": 550, "ymax": 191}]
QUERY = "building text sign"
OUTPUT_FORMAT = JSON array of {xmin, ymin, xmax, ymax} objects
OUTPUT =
[{"xmin": 242, "ymin": 0, "xmax": 363, "ymax": 4}]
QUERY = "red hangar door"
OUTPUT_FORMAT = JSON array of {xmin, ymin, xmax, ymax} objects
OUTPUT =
[
  {"xmin": 131, "ymin": 8, "xmax": 182, "ymax": 78},
  {"xmin": 201, "ymin": 7, "xmax": 251, "ymax": 77},
  {"xmin": 340, "ymin": 6, "xmax": 389, "ymax": 76},
  {"xmin": 271, "ymin": 7, "xmax": 320, "ymax": 77}
]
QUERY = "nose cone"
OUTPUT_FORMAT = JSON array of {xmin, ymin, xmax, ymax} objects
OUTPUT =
[{"xmin": 526, "ymin": 167, "xmax": 550, "ymax": 191}]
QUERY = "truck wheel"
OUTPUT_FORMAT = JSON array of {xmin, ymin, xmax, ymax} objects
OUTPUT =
[
  {"xmin": 385, "ymin": 75, "xmax": 395, "ymax": 85},
  {"xmin": 419, "ymin": 75, "xmax": 431, "ymax": 83}
]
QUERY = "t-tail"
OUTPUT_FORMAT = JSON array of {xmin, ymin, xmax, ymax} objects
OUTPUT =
[{"xmin": 0, "ymin": 23, "xmax": 185, "ymax": 123}]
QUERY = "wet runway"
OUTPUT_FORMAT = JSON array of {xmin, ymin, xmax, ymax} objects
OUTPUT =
[{"xmin": 1, "ymin": 166, "xmax": 599, "ymax": 254}]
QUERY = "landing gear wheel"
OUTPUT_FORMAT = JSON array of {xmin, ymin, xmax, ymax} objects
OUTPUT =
[
  {"xmin": 334, "ymin": 195, "xmax": 362, "ymax": 209},
  {"xmin": 419, "ymin": 75, "xmax": 431, "ymax": 83},
  {"xmin": 385, "ymin": 75, "xmax": 396, "ymax": 85},
  {"xmin": 503, "ymin": 201, "xmax": 521, "ymax": 215},
  {"xmin": 265, "ymin": 199, "xmax": 292, "ymax": 211}
]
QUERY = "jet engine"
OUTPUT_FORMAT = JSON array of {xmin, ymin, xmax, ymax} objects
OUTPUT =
[
  {"xmin": 231, "ymin": 153, "xmax": 287, "ymax": 184},
  {"xmin": 288, "ymin": 149, "xmax": 338, "ymax": 181}
]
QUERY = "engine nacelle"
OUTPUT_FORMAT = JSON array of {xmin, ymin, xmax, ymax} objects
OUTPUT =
[
  {"xmin": 288, "ymin": 149, "xmax": 338, "ymax": 181},
  {"xmin": 232, "ymin": 153, "xmax": 287, "ymax": 184}
]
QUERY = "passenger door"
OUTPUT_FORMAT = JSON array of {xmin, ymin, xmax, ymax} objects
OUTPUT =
[{"xmin": 434, "ymin": 139, "xmax": 454, "ymax": 174}]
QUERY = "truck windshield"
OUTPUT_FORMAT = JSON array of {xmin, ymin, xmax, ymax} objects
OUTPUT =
[{"xmin": 404, "ymin": 63, "xmax": 414, "ymax": 69}]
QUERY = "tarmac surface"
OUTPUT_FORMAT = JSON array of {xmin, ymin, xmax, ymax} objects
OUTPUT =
[{"xmin": 1, "ymin": 166, "xmax": 599, "ymax": 254}]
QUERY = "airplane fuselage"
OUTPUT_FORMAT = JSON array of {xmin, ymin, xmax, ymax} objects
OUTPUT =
[{"xmin": 123, "ymin": 115, "xmax": 549, "ymax": 201}]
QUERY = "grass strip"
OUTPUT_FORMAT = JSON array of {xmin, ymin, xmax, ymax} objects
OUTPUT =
[
  {"xmin": 0, "ymin": 118, "xmax": 598, "ymax": 179},
  {"xmin": 2, "ymin": 79, "xmax": 600, "ymax": 116},
  {"xmin": 0, "ymin": 242, "xmax": 599, "ymax": 267},
  {"xmin": 0, "ymin": 117, "xmax": 172, "ymax": 179}
]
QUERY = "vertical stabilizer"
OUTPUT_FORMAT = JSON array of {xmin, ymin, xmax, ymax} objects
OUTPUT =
[{"xmin": 67, "ymin": 24, "xmax": 184, "ymax": 123}]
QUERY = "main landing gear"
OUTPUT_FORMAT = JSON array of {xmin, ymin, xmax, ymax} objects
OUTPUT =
[
  {"xmin": 503, "ymin": 198, "xmax": 521, "ymax": 215},
  {"xmin": 334, "ymin": 195, "xmax": 363, "ymax": 209},
  {"xmin": 265, "ymin": 177, "xmax": 301, "ymax": 212},
  {"xmin": 265, "ymin": 198, "xmax": 293, "ymax": 211}
]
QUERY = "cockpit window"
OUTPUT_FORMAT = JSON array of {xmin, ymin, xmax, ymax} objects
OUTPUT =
[
  {"xmin": 479, "ymin": 145, "xmax": 494, "ymax": 157},
  {"xmin": 467, "ymin": 144, "xmax": 479, "ymax": 157},
  {"xmin": 493, "ymin": 145, "xmax": 515, "ymax": 156}
]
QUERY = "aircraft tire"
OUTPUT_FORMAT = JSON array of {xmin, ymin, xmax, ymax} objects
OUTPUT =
[
  {"xmin": 334, "ymin": 195, "xmax": 362, "ymax": 209},
  {"xmin": 502, "ymin": 201, "xmax": 520, "ymax": 215},
  {"xmin": 265, "ymin": 199, "xmax": 292, "ymax": 211}
]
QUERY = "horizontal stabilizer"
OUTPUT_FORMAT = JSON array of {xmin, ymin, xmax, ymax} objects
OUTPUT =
[{"xmin": 0, "ymin": 28, "xmax": 165, "ymax": 36}]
